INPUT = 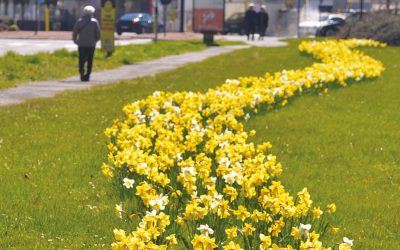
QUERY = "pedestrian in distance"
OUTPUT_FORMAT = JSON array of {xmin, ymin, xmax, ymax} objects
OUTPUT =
[
  {"xmin": 244, "ymin": 3, "xmax": 258, "ymax": 41},
  {"xmin": 258, "ymin": 5, "xmax": 269, "ymax": 40},
  {"xmin": 72, "ymin": 5, "xmax": 101, "ymax": 82}
]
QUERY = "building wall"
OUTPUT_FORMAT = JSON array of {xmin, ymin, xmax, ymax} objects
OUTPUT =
[
  {"xmin": 225, "ymin": 0, "xmax": 288, "ymax": 35},
  {"xmin": 0, "ymin": 0, "xmax": 380, "ymax": 32}
]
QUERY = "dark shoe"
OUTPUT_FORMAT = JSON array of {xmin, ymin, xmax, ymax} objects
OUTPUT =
[
  {"xmin": 79, "ymin": 70, "xmax": 85, "ymax": 81},
  {"xmin": 82, "ymin": 74, "xmax": 90, "ymax": 82}
]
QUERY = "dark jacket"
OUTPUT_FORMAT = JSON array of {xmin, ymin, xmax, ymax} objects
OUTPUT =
[
  {"xmin": 245, "ymin": 9, "xmax": 258, "ymax": 26},
  {"xmin": 72, "ymin": 15, "xmax": 101, "ymax": 47},
  {"xmin": 258, "ymin": 11, "xmax": 269, "ymax": 29}
]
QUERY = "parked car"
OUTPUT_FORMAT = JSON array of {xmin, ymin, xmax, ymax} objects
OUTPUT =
[
  {"xmin": 116, "ymin": 13, "xmax": 163, "ymax": 35},
  {"xmin": 315, "ymin": 15, "xmax": 346, "ymax": 37},
  {"xmin": 299, "ymin": 14, "xmax": 346, "ymax": 37},
  {"xmin": 221, "ymin": 12, "xmax": 245, "ymax": 35}
]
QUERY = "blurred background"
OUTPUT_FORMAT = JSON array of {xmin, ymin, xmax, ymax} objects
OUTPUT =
[{"xmin": 0, "ymin": 0, "xmax": 399, "ymax": 43}]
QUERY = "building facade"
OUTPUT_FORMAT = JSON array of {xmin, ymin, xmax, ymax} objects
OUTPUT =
[
  {"xmin": 0, "ymin": 0, "xmax": 153, "ymax": 30},
  {"xmin": 0, "ymin": 0, "xmax": 392, "ymax": 32}
]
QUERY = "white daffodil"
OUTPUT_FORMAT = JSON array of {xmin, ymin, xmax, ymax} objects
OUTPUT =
[
  {"xmin": 210, "ymin": 192, "xmax": 223, "ymax": 211},
  {"xmin": 133, "ymin": 109, "xmax": 146, "ymax": 123},
  {"xmin": 218, "ymin": 141, "xmax": 229, "ymax": 148},
  {"xmin": 223, "ymin": 173, "xmax": 235, "ymax": 185},
  {"xmin": 115, "ymin": 204, "xmax": 123, "ymax": 212},
  {"xmin": 273, "ymin": 87, "xmax": 282, "ymax": 96},
  {"xmin": 343, "ymin": 237, "xmax": 353, "ymax": 246},
  {"xmin": 219, "ymin": 157, "xmax": 231, "ymax": 167},
  {"xmin": 115, "ymin": 203, "xmax": 123, "ymax": 219},
  {"xmin": 173, "ymin": 106, "xmax": 181, "ymax": 115},
  {"xmin": 192, "ymin": 124, "xmax": 201, "ymax": 132},
  {"xmin": 252, "ymin": 93, "xmax": 262, "ymax": 106},
  {"xmin": 162, "ymin": 100, "xmax": 172, "ymax": 108},
  {"xmin": 181, "ymin": 166, "xmax": 196, "ymax": 176},
  {"xmin": 299, "ymin": 223, "xmax": 312, "ymax": 238},
  {"xmin": 149, "ymin": 194, "xmax": 169, "ymax": 211},
  {"xmin": 149, "ymin": 109, "xmax": 160, "ymax": 120},
  {"xmin": 213, "ymin": 192, "xmax": 223, "ymax": 201},
  {"xmin": 197, "ymin": 224, "xmax": 214, "ymax": 236},
  {"xmin": 175, "ymin": 153, "xmax": 183, "ymax": 161},
  {"xmin": 223, "ymin": 171, "xmax": 240, "ymax": 185},
  {"xmin": 122, "ymin": 178, "xmax": 135, "ymax": 189},
  {"xmin": 145, "ymin": 210, "xmax": 158, "ymax": 216}
]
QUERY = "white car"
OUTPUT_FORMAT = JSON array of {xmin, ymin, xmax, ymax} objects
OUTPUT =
[{"xmin": 299, "ymin": 13, "xmax": 347, "ymax": 37}]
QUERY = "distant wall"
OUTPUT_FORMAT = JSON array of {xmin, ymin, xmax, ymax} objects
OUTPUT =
[{"xmin": 225, "ymin": 0, "xmax": 291, "ymax": 36}]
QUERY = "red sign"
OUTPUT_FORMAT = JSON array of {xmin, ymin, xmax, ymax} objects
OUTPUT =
[{"xmin": 193, "ymin": 0, "xmax": 224, "ymax": 32}]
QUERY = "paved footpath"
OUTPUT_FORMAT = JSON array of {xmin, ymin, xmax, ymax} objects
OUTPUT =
[{"xmin": 0, "ymin": 36, "xmax": 287, "ymax": 107}]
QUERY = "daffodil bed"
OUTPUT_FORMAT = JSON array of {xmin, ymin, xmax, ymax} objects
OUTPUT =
[{"xmin": 102, "ymin": 39, "xmax": 385, "ymax": 250}]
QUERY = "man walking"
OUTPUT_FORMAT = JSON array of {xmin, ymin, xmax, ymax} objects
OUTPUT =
[
  {"xmin": 258, "ymin": 5, "xmax": 269, "ymax": 40},
  {"xmin": 244, "ymin": 3, "xmax": 257, "ymax": 41},
  {"xmin": 72, "ymin": 5, "xmax": 101, "ymax": 82}
]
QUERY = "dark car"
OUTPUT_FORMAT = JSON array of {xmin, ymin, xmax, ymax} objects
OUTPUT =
[
  {"xmin": 116, "ymin": 13, "xmax": 163, "ymax": 35},
  {"xmin": 221, "ymin": 12, "xmax": 245, "ymax": 35},
  {"xmin": 316, "ymin": 16, "xmax": 346, "ymax": 37}
]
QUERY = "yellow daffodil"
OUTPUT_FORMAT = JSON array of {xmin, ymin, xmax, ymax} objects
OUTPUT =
[
  {"xmin": 107, "ymin": 39, "xmax": 385, "ymax": 249},
  {"xmin": 242, "ymin": 223, "xmax": 256, "ymax": 236},
  {"xmin": 225, "ymin": 226, "xmax": 237, "ymax": 240},
  {"xmin": 223, "ymin": 241, "xmax": 243, "ymax": 250},
  {"xmin": 327, "ymin": 203, "xmax": 336, "ymax": 214}
]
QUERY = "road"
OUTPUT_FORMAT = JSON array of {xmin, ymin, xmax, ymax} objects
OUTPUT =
[{"xmin": 0, "ymin": 38, "xmax": 152, "ymax": 56}]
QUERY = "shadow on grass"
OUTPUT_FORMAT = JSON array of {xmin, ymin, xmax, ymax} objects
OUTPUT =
[{"xmin": 241, "ymin": 75, "xmax": 380, "ymax": 127}]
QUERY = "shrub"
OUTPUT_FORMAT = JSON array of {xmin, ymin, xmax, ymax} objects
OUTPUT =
[{"xmin": 338, "ymin": 12, "xmax": 400, "ymax": 46}]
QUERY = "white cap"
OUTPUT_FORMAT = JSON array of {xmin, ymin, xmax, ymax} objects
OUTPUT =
[
  {"xmin": 261, "ymin": 5, "xmax": 266, "ymax": 9},
  {"xmin": 83, "ymin": 5, "xmax": 95, "ymax": 15},
  {"xmin": 248, "ymin": 3, "xmax": 255, "ymax": 7}
]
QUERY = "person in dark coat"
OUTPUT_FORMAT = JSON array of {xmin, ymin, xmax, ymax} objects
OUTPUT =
[
  {"xmin": 258, "ymin": 5, "xmax": 269, "ymax": 40},
  {"xmin": 244, "ymin": 3, "xmax": 258, "ymax": 40},
  {"xmin": 72, "ymin": 5, "xmax": 101, "ymax": 82}
]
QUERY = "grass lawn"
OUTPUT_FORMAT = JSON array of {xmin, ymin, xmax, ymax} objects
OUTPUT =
[
  {"xmin": 244, "ymin": 44, "xmax": 400, "ymax": 249},
  {"xmin": 0, "ymin": 39, "xmax": 241, "ymax": 90},
  {"xmin": 0, "ymin": 39, "xmax": 398, "ymax": 249}
]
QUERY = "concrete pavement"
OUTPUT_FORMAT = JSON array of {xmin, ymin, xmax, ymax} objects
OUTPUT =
[
  {"xmin": 0, "ymin": 35, "xmax": 287, "ymax": 107},
  {"xmin": 0, "ymin": 38, "xmax": 153, "ymax": 56},
  {"xmin": 0, "ymin": 31, "xmax": 287, "ymax": 55},
  {"xmin": 0, "ymin": 31, "xmax": 206, "ymax": 55},
  {"xmin": 222, "ymin": 35, "xmax": 288, "ymax": 47},
  {"xmin": 0, "ymin": 31, "xmax": 206, "ymax": 40}
]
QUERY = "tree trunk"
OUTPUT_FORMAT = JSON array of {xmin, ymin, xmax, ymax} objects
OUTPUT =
[{"xmin": 21, "ymin": 0, "xmax": 25, "ymax": 20}]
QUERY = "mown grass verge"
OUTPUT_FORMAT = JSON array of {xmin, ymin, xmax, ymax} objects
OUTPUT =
[
  {"xmin": 0, "ymin": 40, "xmax": 398, "ymax": 249},
  {"xmin": 244, "ymin": 44, "xmax": 400, "ymax": 249},
  {"xmin": 0, "ymin": 40, "xmax": 242, "ymax": 90}
]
